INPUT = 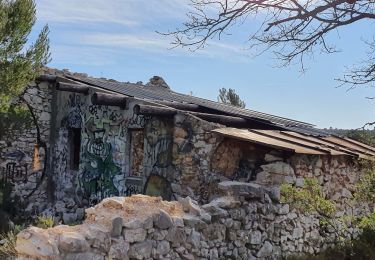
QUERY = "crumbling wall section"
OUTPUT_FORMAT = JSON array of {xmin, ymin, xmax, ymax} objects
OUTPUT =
[
  {"xmin": 15, "ymin": 190, "xmax": 349, "ymax": 260},
  {"xmin": 0, "ymin": 80, "xmax": 53, "ymax": 220}
]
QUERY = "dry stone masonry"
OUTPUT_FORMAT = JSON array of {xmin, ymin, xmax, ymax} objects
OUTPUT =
[
  {"xmin": 16, "ymin": 186, "xmax": 354, "ymax": 260},
  {"xmin": 0, "ymin": 69, "xmax": 373, "ymax": 258}
]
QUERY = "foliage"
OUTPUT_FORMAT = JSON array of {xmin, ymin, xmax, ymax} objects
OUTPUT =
[
  {"xmin": 287, "ymin": 228, "xmax": 375, "ymax": 260},
  {"xmin": 346, "ymin": 130, "xmax": 375, "ymax": 146},
  {"xmin": 0, "ymin": 0, "xmax": 50, "ymax": 109},
  {"xmin": 283, "ymin": 170, "xmax": 375, "ymax": 259},
  {"xmin": 217, "ymin": 87, "xmax": 246, "ymax": 108},
  {"xmin": 0, "ymin": 103, "xmax": 32, "ymax": 139},
  {"xmin": 0, "ymin": 0, "xmax": 50, "ymax": 138},
  {"xmin": 34, "ymin": 215, "xmax": 54, "ymax": 229},
  {"xmin": 281, "ymin": 178, "xmax": 336, "ymax": 218},
  {"xmin": 166, "ymin": 0, "xmax": 375, "ymax": 87},
  {"xmin": 354, "ymin": 160, "xmax": 375, "ymax": 203}
]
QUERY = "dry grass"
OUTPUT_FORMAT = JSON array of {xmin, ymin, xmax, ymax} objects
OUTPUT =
[{"xmin": 0, "ymin": 230, "xmax": 18, "ymax": 258}]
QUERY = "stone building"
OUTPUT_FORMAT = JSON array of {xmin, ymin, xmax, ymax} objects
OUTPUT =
[{"xmin": 1, "ymin": 69, "xmax": 375, "ymax": 257}]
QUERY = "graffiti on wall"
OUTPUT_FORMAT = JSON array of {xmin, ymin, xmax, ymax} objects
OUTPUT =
[
  {"xmin": 144, "ymin": 118, "xmax": 173, "ymax": 170},
  {"xmin": 0, "ymin": 151, "xmax": 30, "ymax": 184},
  {"xmin": 80, "ymin": 117, "xmax": 123, "ymax": 204},
  {"xmin": 57, "ymin": 93, "xmax": 183, "ymax": 204}
]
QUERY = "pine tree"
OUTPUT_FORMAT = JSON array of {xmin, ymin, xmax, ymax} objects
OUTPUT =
[
  {"xmin": 0, "ymin": 0, "xmax": 50, "ymax": 137},
  {"xmin": 218, "ymin": 88, "xmax": 246, "ymax": 108}
]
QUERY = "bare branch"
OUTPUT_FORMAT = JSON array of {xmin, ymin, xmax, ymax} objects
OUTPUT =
[{"xmin": 163, "ymin": 0, "xmax": 375, "ymax": 85}]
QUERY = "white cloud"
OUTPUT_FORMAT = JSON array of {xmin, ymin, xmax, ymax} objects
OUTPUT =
[
  {"xmin": 35, "ymin": 0, "xmax": 190, "ymax": 26},
  {"xmin": 75, "ymin": 31, "xmax": 249, "ymax": 60},
  {"xmin": 35, "ymin": 0, "xmax": 250, "ymax": 66}
]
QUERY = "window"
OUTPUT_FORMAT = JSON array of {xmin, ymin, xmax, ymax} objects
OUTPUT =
[{"xmin": 69, "ymin": 128, "xmax": 81, "ymax": 170}]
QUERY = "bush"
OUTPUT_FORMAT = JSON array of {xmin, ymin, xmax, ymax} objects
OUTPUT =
[
  {"xmin": 34, "ymin": 215, "xmax": 54, "ymax": 229},
  {"xmin": 288, "ymin": 228, "xmax": 375, "ymax": 260}
]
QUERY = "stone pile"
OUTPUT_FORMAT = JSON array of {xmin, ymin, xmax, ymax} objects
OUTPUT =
[{"xmin": 16, "ymin": 182, "xmax": 338, "ymax": 260}]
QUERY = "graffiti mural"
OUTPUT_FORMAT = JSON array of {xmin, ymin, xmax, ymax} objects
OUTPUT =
[
  {"xmin": 144, "ymin": 118, "xmax": 173, "ymax": 170},
  {"xmin": 80, "ymin": 117, "xmax": 122, "ymax": 204}
]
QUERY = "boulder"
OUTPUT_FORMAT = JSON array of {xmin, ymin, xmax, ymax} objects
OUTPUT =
[
  {"xmin": 178, "ymin": 197, "xmax": 202, "ymax": 216},
  {"xmin": 155, "ymin": 240, "xmax": 170, "ymax": 256},
  {"xmin": 109, "ymin": 238, "xmax": 129, "ymax": 260},
  {"xmin": 101, "ymin": 197, "xmax": 124, "ymax": 209},
  {"xmin": 154, "ymin": 209, "xmax": 173, "ymax": 230},
  {"xmin": 16, "ymin": 227, "xmax": 60, "ymax": 259},
  {"xmin": 128, "ymin": 240, "xmax": 153, "ymax": 260},
  {"xmin": 111, "ymin": 217, "xmax": 123, "ymax": 237},
  {"xmin": 257, "ymin": 241, "xmax": 273, "ymax": 258},
  {"xmin": 218, "ymin": 181, "xmax": 264, "ymax": 198},
  {"xmin": 123, "ymin": 228, "xmax": 147, "ymax": 243},
  {"xmin": 58, "ymin": 232, "xmax": 89, "ymax": 253}
]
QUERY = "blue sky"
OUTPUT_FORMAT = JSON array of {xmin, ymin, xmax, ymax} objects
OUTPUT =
[{"xmin": 33, "ymin": 0, "xmax": 375, "ymax": 129}]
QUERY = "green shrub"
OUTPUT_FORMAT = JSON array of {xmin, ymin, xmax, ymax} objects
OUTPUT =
[{"xmin": 34, "ymin": 215, "xmax": 54, "ymax": 229}]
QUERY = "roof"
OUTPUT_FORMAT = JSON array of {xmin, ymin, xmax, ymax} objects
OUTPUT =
[
  {"xmin": 212, "ymin": 128, "xmax": 375, "ymax": 159},
  {"xmin": 37, "ymin": 69, "xmax": 375, "ymax": 158},
  {"xmin": 64, "ymin": 74, "xmax": 315, "ymax": 129}
]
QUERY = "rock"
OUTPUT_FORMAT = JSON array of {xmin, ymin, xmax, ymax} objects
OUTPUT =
[
  {"xmin": 265, "ymin": 153, "xmax": 283, "ymax": 162},
  {"xmin": 218, "ymin": 181, "xmax": 264, "ymax": 198},
  {"xmin": 278, "ymin": 204, "xmax": 289, "ymax": 215},
  {"xmin": 109, "ymin": 238, "xmax": 129, "ymax": 260},
  {"xmin": 166, "ymin": 227, "xmax": 187, "ymax": 243},
  {"xmin": 16, "ymin": 227, "xmax": 60, "ymax": 259},
  {"xmin": 111, "ymin": 217, "xmax": 123, "ymax": 237},
  {"xmin": 182, "ymin": 215, "xmax": 207, "ymax": 229},
  {"xmin": 63, "ymin": 212, "xmax": 77, "ymax": 224},
  {"xmin": 54, "ymin": 201, "xmax": 66, "ymax": 213},
  {"xmin": 123, "ymin": 228, "xmax": 147, "ymax": 243},
  {"xmin": 202, "ymin": 196, "xmax": 240, "ymax": 210},
  {"xmin": 58, "ymin": 232, "xmax": 89, "ymax": 253},
  {"xmin": 154, "ymin": 209, "xmax": 173, "ymax": 229},
  {"xmin": 257, "ymin": 241, "xmax": 273, "ymax": 258},
  {"xmin": 101, "ymin": 197, "xmax": 124, "ymax": 209},
  {"xmin": 171, "ymin": 183, "xmax": 182, "ymax": 194},
  {"xmin": 295, "ymin": 178, "xmax": 305, "ymax": 187},
  {"xmin": 76, "ymin": 208, "xmax": 85, "ymax": 220},
  {"xmin": 261, "ymin": 162, "xmax": 294, "ymax": 176},
  {"xmin": 172, "ymin": 216, "xmax": 184, "ymax": 227},
  {"xmin": 156, "ymin": 240, "xmax": 170, "ymax": 255},
  {"xmin": 265, "ymin": 186, "xmax": 281, "ymax": 201},
  {"xmin": 187, "ymin": 230, "xmax": 201, "ymax": 248},
  {"xmin": 83, "ymin": 224, "xmax": 111, "ymax": 252},
  {"xmin": 293, "ymin": 227, "xmax": 304, "ymax": 239},
  {"xmin": 39, "ymin": 111, "xmax": 50, "ymax": 121},
  {"xmin": 63, "ymin": 252, "xmax": 104, "ymax": 260},
  {"xmin": 178, "ymin": 197, "xmax": 202, "ymax": 215},
  {"xmin": 342, "ymin": 188, "xmax": 353, "ymax": 198},
  {"xmin": 250, "ymin": 230, "xmax": 262, "ymax": 245},
  {"xmin": 128, "ymin": 240, "xmax": 153, "ymax": 260},
  {"xmin": 123, "ymin": 219, "xmax": 142, "ymax": 229}
]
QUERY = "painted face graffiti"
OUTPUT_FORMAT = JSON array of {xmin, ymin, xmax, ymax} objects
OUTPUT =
[{"xmin": 80, "ymin": 118, "xmax": 122, "ymax": 204}]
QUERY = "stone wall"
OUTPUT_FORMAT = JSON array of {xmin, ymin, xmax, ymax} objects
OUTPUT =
[
  {"xmin": 0, "ymin": 74, "xmax": 368, "ymax": 232},
  {"xmin": 0, "ymin": 80, "xmax": 53, "ymax": 221},
  {"xmin": 15, "ymin": 189, "xmax": 353, "ymax": 260}
]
